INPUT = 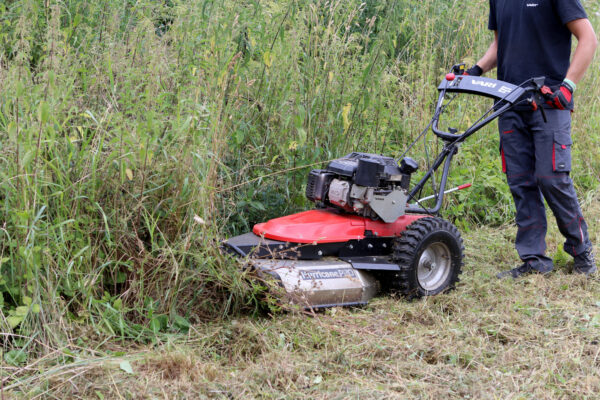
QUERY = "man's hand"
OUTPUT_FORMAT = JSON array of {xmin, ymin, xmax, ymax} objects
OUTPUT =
[
  {"xmin": 547, "ymin": 82, "xmax": 574, "ymax": 110},
  {"xmin": 464, "ymin": 65, "xmax": 483, "ymax": 76}
]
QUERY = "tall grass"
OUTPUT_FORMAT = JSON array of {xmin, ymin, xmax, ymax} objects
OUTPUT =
[{"xmin": 0, "ymin": 0, "xmax": 598, "ymax": 362}]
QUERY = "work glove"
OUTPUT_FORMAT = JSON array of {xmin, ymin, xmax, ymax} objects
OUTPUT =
[
  {"xmin": 464, "ymin": 65, "xmax": 483, "ymax": 76},
  {"xmin": 546, "ymin": 81, "xmax": 574, "ymax": 110}
]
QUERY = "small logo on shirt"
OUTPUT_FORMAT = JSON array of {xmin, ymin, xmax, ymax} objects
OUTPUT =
[{"xmin": 526, "ymin": 3, "xmax": 538, "ymax": 7}]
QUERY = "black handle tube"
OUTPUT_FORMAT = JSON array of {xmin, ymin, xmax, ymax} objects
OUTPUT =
[
  {"xmin": 431, "ymin": 80, "xmax": 540, "ymax": 143},
  {"xmin": 403, "ymin": 75, "xmax": 545, "ymax": 215},
  {"xmin": 432, "ymin": 100, "xmax": 515, "ymax": 143},
  {"xmin": 407, "ymin": 147, "xmax": 450, "ymax": 200},
  {"xmin": 406, "ymin": 144, "xmax": 458, "ymax": 214},
  {"xmin": 449, "ymin": 101, "xmax": 515, "ymax": 144}
]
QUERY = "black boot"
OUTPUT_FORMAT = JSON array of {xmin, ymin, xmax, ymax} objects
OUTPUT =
[
  {"xmin": 497, "ymin": 260, "xmax": 553, "ymax": 279},
  {"xmin": 573, "ymin": 248, "xmax": 597, "ymax": 275}
]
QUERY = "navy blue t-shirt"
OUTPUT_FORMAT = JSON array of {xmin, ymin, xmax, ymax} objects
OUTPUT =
[{"xmin": 489, "ymin": 0, "xmax": 587, "ymax": 87}]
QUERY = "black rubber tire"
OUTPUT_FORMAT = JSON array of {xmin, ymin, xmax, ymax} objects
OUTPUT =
[{"xmin": 391, "ymin": 217, "xmax": 464, "ymax": 298}]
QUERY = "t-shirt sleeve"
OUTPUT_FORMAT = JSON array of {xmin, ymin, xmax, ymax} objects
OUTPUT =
[
  {"xmin": 553, "ymin": 0, "xmax": 587, "ymax": 25},
  {"xmin": 488, "ymin": 0, "xmax": 497, "ymax": 30}
]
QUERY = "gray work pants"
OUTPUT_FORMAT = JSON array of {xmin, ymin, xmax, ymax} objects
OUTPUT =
[{"xmin": 498, "ymin": 109, "xmax": 590, "ymax": 270}]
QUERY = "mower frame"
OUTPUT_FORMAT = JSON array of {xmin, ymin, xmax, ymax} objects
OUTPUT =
[{"xmin": 223, "ymin": 67, "xmax": 549, "ymax": 307}]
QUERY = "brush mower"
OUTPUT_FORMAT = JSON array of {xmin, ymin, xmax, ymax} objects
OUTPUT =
[{"xmin": 224, "ymin": 64, "xmax": 549, "ymax": 309}]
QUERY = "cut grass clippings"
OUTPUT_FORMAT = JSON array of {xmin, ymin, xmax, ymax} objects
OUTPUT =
[
  {"xmin": 5, "ymin": 194, "xmax": 600, "ymax": 399},
  {"xmin": 0, "ymin": 0, "xmax": 599, "ymax": 398}
]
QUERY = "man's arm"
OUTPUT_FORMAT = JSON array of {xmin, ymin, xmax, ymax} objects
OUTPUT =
[
  {"xmin": 475, "ymin": 31, "xmax": 498, "ymax": 74},
  {"xmin": 565, "ymin": 18, "xmax": 597, "ymax": 84}
]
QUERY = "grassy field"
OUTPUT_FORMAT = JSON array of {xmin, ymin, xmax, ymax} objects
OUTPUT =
[
  {"xmin": 5, "ymin": 198, "xmax": 600, "ymax": 398},
  {"xmin": 0, "ymin": 0, "xmax": 599, "ymax": 398}
]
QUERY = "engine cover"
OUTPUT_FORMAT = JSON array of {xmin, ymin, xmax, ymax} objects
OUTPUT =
[
  {"xmin": 306, "ymin": 170, "xmax": 334, "ymax": 202},
  {"xmin": 326, "ymin": 152, "xmax": 403, "ymax": 180}
]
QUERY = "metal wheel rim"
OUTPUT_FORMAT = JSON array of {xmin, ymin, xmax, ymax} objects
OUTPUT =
[{"xmin": 417, "ymin": 242, "xmax": 452, "ymax": 291}]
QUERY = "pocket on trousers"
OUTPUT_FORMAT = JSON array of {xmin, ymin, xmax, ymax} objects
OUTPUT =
[{"xmin": 552, "ymin": 130, "xmax": 572, "ymax": 172}]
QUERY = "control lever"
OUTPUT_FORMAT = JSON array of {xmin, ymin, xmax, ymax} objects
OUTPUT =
[
  {"xmin": 538, "ymin": 85, "xmax": 554, "ymax": 123},
  {"xmin": 527, "ymin": 78, "xmax": 551, "ymax": 123},
  {"xmin": 451, "ymin": 63, "xmax": 466, "ymax": 75},
  {"xmin": 539, "ymin": 103, "xmax": 548, "ymax": 123}
]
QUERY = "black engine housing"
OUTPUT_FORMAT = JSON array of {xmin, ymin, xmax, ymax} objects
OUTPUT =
[{"xmin": 306, "ymin": 153, "xmax": 417, "ymax": 218}]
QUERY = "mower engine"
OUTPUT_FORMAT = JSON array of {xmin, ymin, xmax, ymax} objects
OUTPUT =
[{"xmin": 305, "ymin": 152, "xmax": 419, "ymax": 223}]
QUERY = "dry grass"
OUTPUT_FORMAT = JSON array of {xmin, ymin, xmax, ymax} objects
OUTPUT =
[
  {"xmin": 1, "ymin": 0, "xmax": 599, "ymax": 398},
  {"xmin": 5, "ymin": 193, "xmax": 600, "ymax": 399}
]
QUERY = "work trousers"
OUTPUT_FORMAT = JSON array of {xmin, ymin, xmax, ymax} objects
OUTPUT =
[{"xmin": 498, "ymin": 109, "xmax": 590, "ymax": 270}]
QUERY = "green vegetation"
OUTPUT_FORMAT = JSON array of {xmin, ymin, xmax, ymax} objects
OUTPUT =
[
  {"xmin": 5, "ymin": 215, "xmax": 600, "ymax": 398},
  {"xmin": 0, "ymin": 0, "xmax": 598, "ymax": 397}
]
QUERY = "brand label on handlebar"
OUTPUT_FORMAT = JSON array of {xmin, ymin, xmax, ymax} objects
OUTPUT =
[
  {"xmin": 439, "ymin": 75, "xmax": 522, "ymax": 103},
  {"xmin": 472, "ymin": 80, "xmax": 497, "ymax": 88}
]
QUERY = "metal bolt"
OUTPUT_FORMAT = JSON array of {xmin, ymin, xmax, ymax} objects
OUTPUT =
[
  {"xmin": 317, "ymin": 250, "xmax": 323, "ymax": 256},
  {"xmin": 349, "ymin": 244, "xmax": 354, "ymax": 250},
  {"xmin": 367, "ymin": 243, "xmax": 373, "ymax": 249},
  {"xmin": 382, "ymin": 243, "xmax": 387, "ymax": 248},
  {"xmin": 373, "ymin": 257, "xmax": 377, "ymax": 262},
  {"xmin": 374, "ymin": 232, "xmax": 378, "ymax": 236}
]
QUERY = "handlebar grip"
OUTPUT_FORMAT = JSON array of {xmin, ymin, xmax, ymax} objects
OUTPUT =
[{"xmin": 432, "ymin": 120, "xmax": 461, "ymax": 141}]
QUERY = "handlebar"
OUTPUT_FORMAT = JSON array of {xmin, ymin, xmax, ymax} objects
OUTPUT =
[
  {"xmin": 403, "ymin": 66, "xmax": 548, "ymax": 215},
  {"xmin": 431, "ymin": 71, "xmax": 547, "ymax": 142}
]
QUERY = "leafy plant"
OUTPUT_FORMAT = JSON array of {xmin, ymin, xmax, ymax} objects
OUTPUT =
[{"xmin": 0, "ymin": 0, "xmax": 597, "ymax": 366}]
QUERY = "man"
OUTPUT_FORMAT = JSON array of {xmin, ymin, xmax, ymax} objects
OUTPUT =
[{"xmin": 466, "ymin": 0, "xmax": 598, "ymax": 278}]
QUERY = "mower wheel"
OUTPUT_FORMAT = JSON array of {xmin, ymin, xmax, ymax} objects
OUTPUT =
[{"xmin": 391, "ymin": 217, "xmax": 464, "ymax": 298}]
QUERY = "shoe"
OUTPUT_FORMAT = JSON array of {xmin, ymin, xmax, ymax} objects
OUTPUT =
[
  {"xmin": 496, "ymin": 260, "xmax": 553, "ymax": 279},
  {"xmin": 573, "ymin": 248, "xmax": 597, "ymax": 275}
]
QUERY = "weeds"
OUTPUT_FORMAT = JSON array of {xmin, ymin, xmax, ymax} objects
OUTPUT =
[
  {"xmin": 5, "ymin": 216, "xmax": 600, "ymax": 398},
  {"xmin": 0, "ymin": 0, "xmax": 598, "ymax": 384}
]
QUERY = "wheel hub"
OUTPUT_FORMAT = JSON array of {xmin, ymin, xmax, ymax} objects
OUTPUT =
[{"xmin": 417, "ymin": 242, "xmax": 451, "ymax": 291}]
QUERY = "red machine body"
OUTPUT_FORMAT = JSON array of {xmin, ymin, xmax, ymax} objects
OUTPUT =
[{"xmin": 253, "ymin": 209, "xmax": 426, "ymax": 244}]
